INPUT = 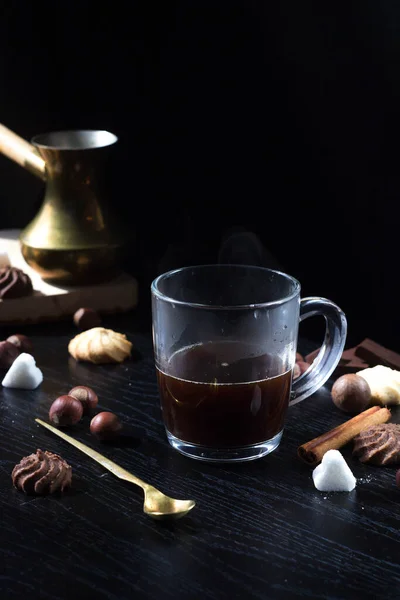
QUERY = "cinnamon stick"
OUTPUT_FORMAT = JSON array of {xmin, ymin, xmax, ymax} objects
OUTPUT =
[{"xmin": 298, "ymin": 406, "xmax": 391, "ymax": 465}]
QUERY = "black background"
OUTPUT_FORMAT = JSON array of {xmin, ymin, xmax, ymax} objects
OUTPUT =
[{"xmin": 1, "ymin": 1, "xmax": 399, "ymax": 349}]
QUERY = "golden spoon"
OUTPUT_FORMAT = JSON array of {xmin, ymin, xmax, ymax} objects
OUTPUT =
[{"xmin": 35, "ymin": 419, "xmax": 196, "ymax": 520}]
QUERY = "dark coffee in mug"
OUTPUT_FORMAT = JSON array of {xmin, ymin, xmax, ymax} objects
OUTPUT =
[
  {"xmin": 151, "ymin": 264, "xmax": 347, "ymax": 461},
  {"xmin": 156, "ymin": 340, "xmax": 292, "ymax": 447}
]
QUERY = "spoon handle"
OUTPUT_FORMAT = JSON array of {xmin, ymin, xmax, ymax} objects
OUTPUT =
[{"xmin": 35, "ymin": 419, "xmax": 149, "ymax": 491}]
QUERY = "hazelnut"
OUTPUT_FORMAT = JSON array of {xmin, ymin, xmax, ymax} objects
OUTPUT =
[
  {"xmin": 73, "ymin": 308, "xmax": 101, "ymax": 331},
  {"xmin": 90, "ymin": 411, "xmax": 122, "ymax": 441},
  {"xmin": 0, "ymin": 340, "xmax": 20, "ymax": 368},
  {"xmin": 6, "ymin": 334, "xmax": 33, "ymax": 354},
  {"xmin": 49, "ymin": 395, "xmax": 83, "ymax": 427},
  {"xmin": 296, "ymin": 352, "xmax": 304, "ymax": 362},
  {"xmin": 68, "ymin": 385, "xmax": 98, "ymax": 414},
  {"xmin": 331, "ymin": 374, "xmax": 371, "ymax": 414},
  {"xmin": 293, "ymin": 363, "xmax": 301, "ymax": 379}
]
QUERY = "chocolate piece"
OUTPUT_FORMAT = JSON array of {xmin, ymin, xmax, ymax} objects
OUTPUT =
[
  {"xmin": 306, "ymin": 346, "xmax": 350, "ymax": 364},
  {"xmin": 0, "ymin": 267, "xmax": 33, "ymax": 299},
  {"xmin": 341, "ymin": 347, "xmax": 361, "ymax": 361},
  {"xmin": 306, "ymin": 346, "xmax": 368, "ymax": 376},
  {"xmin": 335, "ymin": 357, "xmax": 369, "ymax": 376},
  {"xmin": 6, "ymin": 334, "xmax": 33, "ymax": 355},
  {"xmin": 305, "ymin": 346, "xmax": 369, "ymax": 375},
  {"xmin": 11, "ymin": 449, "xmax": 72, "ymax": 495},
  {"xmin": 353, "ymin": 424, "xmax": 400, "ymax": 465},
  {"xmin": 73, "ymin": 307, "xmax": 102, "ymax": 331},
  {"xmin": 0, "ymin": 340, "xmax": 20, "ymax": 368},
  {"xmin": 355, "ymin": 338, "xmax": 400, "ymax": 370}
]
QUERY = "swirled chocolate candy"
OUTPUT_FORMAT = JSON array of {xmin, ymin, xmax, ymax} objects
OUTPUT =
[
  {"xmin": 0, "ymin": 267, "xmax": 33, "ymax": 299},
  {"xmin": 11, "ymin": 449, "xmax": 72, "ymax": 495},
  {"xmin": 353, "ymin": 424, "xmax": 400, "ymax": 465}
]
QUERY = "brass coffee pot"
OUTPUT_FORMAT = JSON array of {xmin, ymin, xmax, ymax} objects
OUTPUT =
[{"xmin": 0, "ymin": 123, "xmax": 126, "ymax": 284}]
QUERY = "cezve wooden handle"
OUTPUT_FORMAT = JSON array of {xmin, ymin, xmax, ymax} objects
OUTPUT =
[{"xmin": 0, "ymin": 123, "xmax": 46, "ymax": 179}]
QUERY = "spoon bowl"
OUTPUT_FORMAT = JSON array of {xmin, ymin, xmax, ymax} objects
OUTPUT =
[
  {"xmin": 35, "ymin": 419, "xmax": 196, "ymax": 520},
  {"xmin": 144, "ymin": 488, "xmax": 196, "ymax": 520}
]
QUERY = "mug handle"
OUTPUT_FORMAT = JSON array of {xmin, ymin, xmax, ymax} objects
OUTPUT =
[{"xmin": 290, "ymin": 297, "xmax": 347, "ymax": 406}]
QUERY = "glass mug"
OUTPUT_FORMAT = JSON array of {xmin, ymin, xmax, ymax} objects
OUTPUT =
[{"xmin": 151, "ymin": 265, "xmax": 347, "ymax": 462}]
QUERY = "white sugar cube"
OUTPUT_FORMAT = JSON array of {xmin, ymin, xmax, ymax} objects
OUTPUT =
[
  {"xmin": 312, "ymin": 449, "xmax": 356, "ymax": 492},
  {"xmin": 2, "ymin": 353, "xmax": 43, "ymax": 390}
]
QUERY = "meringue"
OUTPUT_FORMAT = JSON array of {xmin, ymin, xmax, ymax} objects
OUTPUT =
[
  {"xmin": 0, "ymin": 266, "xmax": 33, "ymax": 299},
  {"xmin": 357, "ymin": 365, "xmax": 400, "ymax": 406},
  {"xmin": 68, "ymin": 327, "xmax": 132, "ymax": 364},
  {"xmin": 2, "ymin": 353, "xmax": 43, "ymax": 389},
  {"xmin": 353, "ymin": 424, "xmax": 400, "ymax": 465},
  {"xmin": 12, "ymin": 449, "xmax": 72, "ymax": 495}
]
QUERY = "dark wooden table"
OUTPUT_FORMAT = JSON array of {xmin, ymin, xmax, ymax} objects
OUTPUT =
[{"xmin": 1, "ymin": 313, "xmax": 400, "ymax": 600}]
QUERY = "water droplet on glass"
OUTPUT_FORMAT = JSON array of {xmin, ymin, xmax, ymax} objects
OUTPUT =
[
  {"xmin": 283, "ymin": 325, "xmax": 287, "ymax": 329},
  {"xmin": 254, "ymin": 310, "xmax": 259, "ymax": 319}
]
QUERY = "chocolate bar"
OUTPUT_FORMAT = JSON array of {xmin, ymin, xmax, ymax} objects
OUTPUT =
[
  {"xmin": 305, "ymin": 339, "xmax": 400, "ymax": 379},
  {"xmin": 355, "ymin": 338, "xmax": 400, "ymax": 370},
  {"xmin": 334, "ymin": 357, "xmax": 369, "ymax": 376},
  {"xmin": 341, "ymin": 347, "xmax": 359, "ymax": 362},
  {"xmin": 305, "ymin": 345, "xmax": 368, "ymax": 376},
  {"xmin": 306, "ymin": 345, "xmax": 360, "ymax": 365},
  {"xmin": 335, "ymin": 346, "xmax": 368, "ymax": 375}
]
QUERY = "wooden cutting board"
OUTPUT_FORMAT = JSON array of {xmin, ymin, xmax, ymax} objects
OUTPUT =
[{"xmin": 0, "ymin": 229, "xmax": 138, "ymax": 324}]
